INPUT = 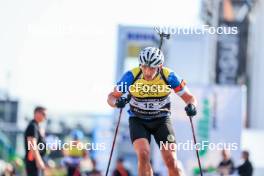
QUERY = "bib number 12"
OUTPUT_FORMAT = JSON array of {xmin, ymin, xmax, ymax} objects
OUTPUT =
[{"xmin": 144, "ymin": 103, "xmax": 154, "ymax": 109}]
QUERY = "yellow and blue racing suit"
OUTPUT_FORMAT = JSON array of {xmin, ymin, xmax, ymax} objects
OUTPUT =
[{"xmin": 116, "ymin": 66, "xmax": 186, "ymax": 119}]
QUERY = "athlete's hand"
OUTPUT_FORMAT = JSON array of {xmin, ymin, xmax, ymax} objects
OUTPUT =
[
  {"xmin": 185, "ymin": 104, "xmax": 197, "ymax": 116},
  {"xmin": 115, "ymin": 97, "xmax": 128, "ymax": 108}
]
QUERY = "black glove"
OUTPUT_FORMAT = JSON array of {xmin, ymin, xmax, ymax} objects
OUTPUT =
[
  {"xmin": 115, "ymin": 97, "xmax": 128, "ymax": 108},
  {"xmin": 185, "ymin": 104, "xmax": 197, "ymax": 116}
]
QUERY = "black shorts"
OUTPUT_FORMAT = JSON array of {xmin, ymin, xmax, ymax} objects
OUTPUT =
[
  {"xmin": 25, "ymin": 160, "xmax": 43, "ymax": 176},
  {"xmin": 129, "ymin": 116, "xmax": 176, "ymax": 145}
]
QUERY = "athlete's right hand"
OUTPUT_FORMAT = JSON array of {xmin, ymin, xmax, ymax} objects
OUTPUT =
[{"xmin": 115, "ymin": 97, "xmax": 128, "ymax": 108}]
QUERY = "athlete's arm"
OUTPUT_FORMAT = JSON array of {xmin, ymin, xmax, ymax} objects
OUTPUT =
[{"xmin": 179, "ymin": 88, "xmax": 197, "ymax": 107}]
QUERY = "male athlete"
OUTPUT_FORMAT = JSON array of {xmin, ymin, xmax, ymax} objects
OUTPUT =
[{"xmin": 107, "ymin": 47, "xmax": 197, "ymax": 176}]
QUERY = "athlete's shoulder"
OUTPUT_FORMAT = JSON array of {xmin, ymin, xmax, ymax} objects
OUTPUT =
[
  {"xmin": 161, "ymin": 67, "xmax": 185, "ymax": 89},
  {"xmin": 129, "ymin": 67, "xmax": 141, "ymax": 78},
  {"xmin": 161, "ymin": 67, "xmax": 181, "ymax": 79},
  {"xmin": 120, "ymin": 67, "xmax": 139, "ymax": 78},
  {"xmin": 161, "ymin": 67, "xmax": 174, "ymax": 78},
  {"xmin": 117, "ymin": 67, "xmax": 141, "ymax": 86}
]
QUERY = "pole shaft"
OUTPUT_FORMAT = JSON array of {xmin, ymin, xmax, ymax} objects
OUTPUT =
[
  {"xmin": 105, "ymin": 108, "xmax": 123, "ymax": 176},
  {"xmin": 189, "ymin": 116, "xmax": 203, "ymax": 176}
]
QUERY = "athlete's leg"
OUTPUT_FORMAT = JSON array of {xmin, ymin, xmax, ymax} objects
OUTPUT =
[
  {"xmin": 160, "ymin": 144, "xmax": 182, "ymax": 176},
  {"xmin": 129, "ymin": 117, "xmax": 153, "ymax": 176},
  {"xmin": 153, "ymin": 117, "xmax": 182, "ymax": 176},
  {"xmin": 133, "ymin": 138, "xmax": 153, "ymax": 176}
]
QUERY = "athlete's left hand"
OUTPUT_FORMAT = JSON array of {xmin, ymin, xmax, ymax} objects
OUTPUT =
[{"xmin": 185, "ymin": 104, "xmax": 197, "ymax": 116}]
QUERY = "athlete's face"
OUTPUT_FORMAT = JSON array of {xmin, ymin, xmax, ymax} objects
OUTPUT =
[{"xmin": 141, "ymin": 65, "xmax": 159, "ymax": 80}]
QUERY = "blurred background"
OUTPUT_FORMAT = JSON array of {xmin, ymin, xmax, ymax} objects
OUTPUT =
[{"xmin": 0, "ymin": 0, "xmax": 263, "ymax": 175}]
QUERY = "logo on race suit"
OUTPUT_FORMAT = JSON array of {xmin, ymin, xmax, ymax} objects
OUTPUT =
[{"xmin": 167, "ymin": 134, "xmax": 175, "ymax": 142}]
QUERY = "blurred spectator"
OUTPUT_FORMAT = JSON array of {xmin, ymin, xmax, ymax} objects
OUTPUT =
[
  {"xmin": 13, "ymin": 157, "xmax": 24, "ymax": 175},
  {"xmin": 24, "ymin": 106, "xmax": 47, "ymax": 176},
  {"xmin": 217, "ymin": 150, "xmax": 235, "ymax": 175},
  {"xmin": 237, "ymin": 151, "xmax": 253, "ymax": 176},
  {"xmin": 85, "ymin": 158, "xmax": 102, "ymax": 176},
  {"xmin": 112, "ymin": 158, "xmax": 131, "ymax": 176},
  {"xmin": 62, "ymin": 129, "xmax": 87, "ymax": 176},
  {"xmin": 79, "ymin": 153, "xmax": 94, "ymax": 175},
  {"xmin": 1, "ymin": 163, "xmax": 15, "ymax": 176}
]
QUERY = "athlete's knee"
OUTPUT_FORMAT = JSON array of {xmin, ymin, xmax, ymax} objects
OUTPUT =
[
  {"xmin": 164, "ymin": 155, "xmax": 177, "ymax": 169},
  {"xmin": 137, "ymin": 148, "xmax": 150, "ymax": 163}
]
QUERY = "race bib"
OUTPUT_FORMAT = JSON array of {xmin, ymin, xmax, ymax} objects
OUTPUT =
[{"xmin": 129, "ymin": 96, "xmax": 170, "ymax": 111}]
